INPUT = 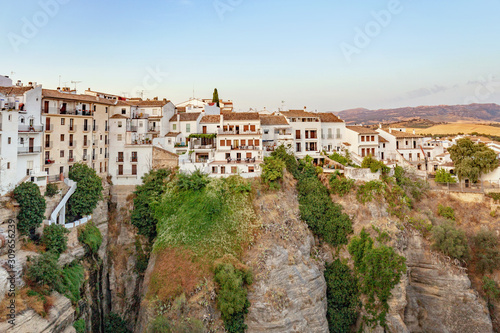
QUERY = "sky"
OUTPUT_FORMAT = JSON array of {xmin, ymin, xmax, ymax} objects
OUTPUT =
[{"xmin": 1, "ymin": 0, "xmax": 500, "ymax": 112}]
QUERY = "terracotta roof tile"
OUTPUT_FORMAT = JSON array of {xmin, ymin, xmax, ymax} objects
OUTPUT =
[
  {"xmin": 223, "ymin": 112, "xmax": 260, "ymax": 121},
  {"xmin": 317, "ymin": 112, "xmax": 343, "ymax": 123},
  {"xmin": 169, "ymin": 112, "xmax": 201, "ymax": 122},
  {"xmin": 0, "ymin": 86, "xmax": 33, "ymax": 96},
  {"xmin": 110, "ymin": 114, "xmax": 128, "ymax": 119},
  {"xmin": 346, "ymin": 126, "xmax": 379, "ymax": 134},
  {"xmin": 165, "ymin": 132, "xmax": 181, "ymax": 137},
  {"xmin": 42, "ymin": 89, "xmax": 116, "ymax": 105},
  {"xmin": 259, "ymin": 115, "xmax": 289, "ymax": 126},
  {"xmin": 281, "ymin": 110, "xmax": 319, "ymax": 118},
  {"xmin": 383, "ymin": 129, "xmax": 423, "ymax": 138},
  {"xmin": 200, "ymin": 115, "xmax": 221, "ymax": 123}
]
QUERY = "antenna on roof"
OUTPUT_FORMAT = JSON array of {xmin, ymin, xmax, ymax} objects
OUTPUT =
[
  {"xmin": 71, "ymin": 80, "xmax": 82, "ymax": 92},
  {"xmin": 59, "ymin": 75, "xmax": 61, "ymax": 88},
  {"xmin": 137, "ymin": 90, "xmax": 147, "ymax": 99}
]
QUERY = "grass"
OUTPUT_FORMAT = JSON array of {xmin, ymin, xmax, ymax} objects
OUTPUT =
[
  {"xmin": 411, "ymin": 123, "xmax": 500, "ymax": 136},
  {"xmin": 57, "ymin": 263, "xmax": 85, "ymax": 304}
]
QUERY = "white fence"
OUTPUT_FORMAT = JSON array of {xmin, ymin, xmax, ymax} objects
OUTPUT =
[{"xmin": 344, "ymin": 167, "xmax": 381, "ymax": 181}]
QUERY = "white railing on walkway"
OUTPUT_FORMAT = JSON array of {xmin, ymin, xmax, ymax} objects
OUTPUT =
[{"xmin": 49, "ymin": 178, "xmax": 77, "ymax": 225}]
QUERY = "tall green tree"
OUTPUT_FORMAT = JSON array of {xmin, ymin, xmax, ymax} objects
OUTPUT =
[
  {"xmin": 68, "ymin": 163, "xmax": 103, "ymax": 218},
  {"xmin": 212, "ymin": 88, "xmax": 220, "ymax": 107},
  {"xmin": 131, "ymin": 168, "xmax": 172, "ymax": 240},
  {"xmin": 448, "ymin": 138, "xmax": 498, "ymax": 182},
  {"xmin": 13, "ymin": 182, "xmax": 46, "ymax": 239}
]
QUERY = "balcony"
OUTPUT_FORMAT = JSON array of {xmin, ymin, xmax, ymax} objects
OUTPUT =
[
  {"xmin": 68, "ymin": 125, "xmax": 77, "ymax": 132},
  {"xmin": 68, "ymin": 157, "xmax": 75, "ymax": 163},
  {"xmin": 83, "ymin": 141, "xmax": 90, "ymax": 147},
  {"xmin": 148, "ymin": 127, "xmax": 159, "ymax": 133},
  {"xmin": 131, "ymin": 157, "xmax": 138, "ymax": 163},
  {"xmin": 69, "ymin": 140, "xmax": 77, "ymax": 147},
  {"xmin": 93, "ymin": 125, "xmax": 98, "ymax": 132},
  {"xmin": 129, "ymin": 139, "xmax": 152, "ymax": 145},
  {"xmin": 231, "ymin": 145, "xmax": 260, "ymax": 151},
  {"xmin": 217, "ymin": 129, "xmax": 261, "ymax": 135},
  {"xmin": 116, "ymin": 157, "xmax": 124, "ymax": 163},
  {"xmin": 45, "ymin": 158, "xmax": 55, "ymax": 165},
  {"xmin": 59, "ymin": 109, "xmax": 92, "ymax": 116},
  {"xmin": 127, "ymin": 126, "xmax": 138, "ymax": 132},
  {"xmin": 45, "ymin": 124, "xmax": 54, "ymax": 132},
  {"xmin": 82, "ymin": 154, "xmax": 89, "ymax": 161},
  {"xmin": 83, "ymin": 126, "xmax": 90, "ymax": 132},
  {"xmin": 18, "ymin": 125, "xmax": 43, "ymax": 132},
  {"xmin": 44, "ymin": 141, "xmax": 53, "ymax": 149},
  {"xmin": 18, "ymin": 146, "xmax": 42, "ymax": 154}
]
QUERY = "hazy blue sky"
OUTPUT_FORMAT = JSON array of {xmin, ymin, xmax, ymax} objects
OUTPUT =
[{"xmin": 2, "ymin": 0, "xmax": 500, "ymax": 112}]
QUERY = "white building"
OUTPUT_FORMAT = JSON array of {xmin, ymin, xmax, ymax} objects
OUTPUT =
[
  {"xmin": 317, "ymin": 112, "xmax": 345, "ymax": 153},
  {"xmin": 344, "ymin": 126, "xmax": 380, "ymax": 164},
  {"xmin": 260, "ymin": 115, "xmax": 293, "ymax": 155},
  {"xmin": 280, "ymin": 110, "xmax": 322, "ymax": 162}
]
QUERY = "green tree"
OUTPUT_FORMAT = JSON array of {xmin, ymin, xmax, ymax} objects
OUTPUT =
[
  {"xmin": 13, "ymin": 182, "xmax": 47, "ymax": 239},
  {"xmin": 325, "ymin": 259, "xmax": 360, "ymax": 333},
  {"xmin": 214, "ymin": 263, "xmax": 252, "ymax": 321},
  {"xmin": 212, "ymin": 88, "xmax": 220, "ymax": 107},
  {"xmin": 261, "ymin": 156, "xmax": 286, "ymax": 189},
  {"xmin": 348, "ymin": 229, "xmax": 406, "ymax": 328},
  {"xmin": 41, "ymin": 224, "xmax": 70, "ymax": 256},
  {"xmin": 68, "ymin": 163, "xmax": 103, "ymax": 218},
  {"xmin": 448, "ymin": 138, "xmax": 499, "ymax": 182},
  {"xmin": 431, "ymin": 220, "xmax": 470, "ymax": 261},
  {"xmin": 361, "ymin": 155, "xmax": 389, "ymax": 174},
  {"xmin": 26, "ymin": 252, "xmax": 61, "ymax": 287},
  {"xmin": 473, "ymin": 229, "xmax": 500, "ymax": 274},
  {"xmin": 435, "ymin": 168, "xmax": 457, "ymax": 183},
  {"xmin": 105, "ymin": 313, "xmax": 131, "ymax": 333},
  {"xmin": 131, "ymin": 169, "xmax": 172, "ymax": 240}
]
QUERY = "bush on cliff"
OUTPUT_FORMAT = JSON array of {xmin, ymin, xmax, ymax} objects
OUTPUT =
[{"xmin": 13, "ymin": 181, "xmax": 46, "ymax": 239}]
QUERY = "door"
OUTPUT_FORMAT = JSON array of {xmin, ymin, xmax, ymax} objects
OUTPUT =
[
  {"xmin": 29, "ymin": 138, "xmax": 34, "ymax": 153},
  {"xmin": 44, "ymin": 101, "xmax": 49, "ymax": 113},
  {"xmin": 45, "ymin": 117, "xmax": 50, "ymax": 131},
  {"xmin": 118, "ymin": 164, "xmax": 123, "ymax": 175},
  {"xmin": 203, "ymin": 126, "xmax": 207, "ymax": 134}
]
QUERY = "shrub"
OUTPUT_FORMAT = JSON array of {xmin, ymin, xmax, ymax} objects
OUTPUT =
[
  {"xmin": 41, "ymin": 224, "xmax": 70, "ymax": 256},
  {"xmin": 105, "ymin": 313, "xmax": 131, "ymax": 333},
  {"xmin": 135, "ymin": 238, "xmax": 150, "ymax": 274},
  {"xmin": 13, "ymin": 182, "xmax": 46, "ymax": 239},
  {"xmin": 435, "ymin": 169, "xmax": 457, "ymax": 183},
  {"xmin": 56, "ymin": 263, "xmax": 85, "ymax": 304},
  {"xmin": 68, "ymin": 163, "xmax": 103, "ymax": 219},
  {"xmin": 271, "ymin": 145, "xmax": 299, "ymax": 177},
  {"xmin": 325, "ymin": 259, "xmax": 360, "ymax": 333},
  {"xmin": 77, "ymin": 222, "xmax": 103, "ymax": 255},
  {"xmin": 45, "ymin": 183, "xmax": 59, "ymax": 197},
  {"xmin": 473, "ymin": 229, "xmax": 500, "ymax": 274},
  {"xmin": 329, "ymin": 176, "xmax": 355, "ymax": 197},
  {"xmin": 431, "ymin": 221, "xmax": 470, "ymax": 261},
  {"xmin": 261, "ymin": 156, "xmax": 285, "ymax": 189},
  {"xmin": 177, "ymin": 169, "xmax": 209, "ymax": 191},
  {"xmin": 483, "ymin": 276, "xmax": 500, "ymax": 302},
  {"xmin": 297, "ymin": 174, "xmax": 352, "ymax": 246},
  {"xmin": 131, "ymin": 169, "xmax": 172, "ymax": 240},
  {"xmin": 348, "ymin": 229, "xmax": 406, "ymax": 328},
  {"xmin": 488, "ymin": 192, "xmax": 500, "ymax": 202},
  {"xmin": 148, "ymin": 316, "xmax": 204, "ymax": 333},
  {"xmin": 214, "ymin": 263, "xmax": 252, "ymax": 321},
  {"xmin": 74, "ymin": 319, "xmax": 86, "ymax": 333},
  {"xmin": 361, "ymin": 155, "xmax": 389, "ymax": 174},
  {"xmin": 330, "ymin": 151, "xmax": 351, "ymax": 166},
  {"xmin": 356, "ymin": 181, "xmax": 385, "ymax": 204},
  {"xmin": 437, "ymin": 204, "xmax": 455, "ymax": 221},
  {"xmin": 26, "ymin": 252, "xmax": 61, "ymax": 287}
]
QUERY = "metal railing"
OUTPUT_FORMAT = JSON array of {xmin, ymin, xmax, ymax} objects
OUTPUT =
[
  {"xmin": 18, "ymin": 125, "xmax": 43, "ymax": 132},
  {"xmin": 68, "ymin": 125, "xmax": 77, "ymax": 132},
  {"xmin": 45, "ymin": 124, "xmax": 54, "ymax": 132},
  {"xmin": 93, "ymin": 125, "xmax": 98, "ymax": 132},
  {"xmin": 18, "ymin": 146, "xmax": 42, "ymax": 154},
  {"xmin": 69, "ymin": 140, "xmax": 77, "ymax": 147},
  {"xmin": 44, "ymin": 141, "xmax": 53, "ymax": 149},
  {"xmin": 116, "ymin": 157, "xmax": 124, "ymax": 162}
]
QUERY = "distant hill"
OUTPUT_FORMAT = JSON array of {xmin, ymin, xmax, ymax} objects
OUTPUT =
[{"xmin": 335, "ymin": 103, "xmax": 500, "ymax": 125}]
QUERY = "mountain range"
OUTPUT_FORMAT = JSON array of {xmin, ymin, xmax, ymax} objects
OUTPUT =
[{"xmin": 335, "ymin": 103, "xmax": 500, "ymax": 125}]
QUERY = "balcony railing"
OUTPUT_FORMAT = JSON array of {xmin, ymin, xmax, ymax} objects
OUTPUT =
[
  {"xmin": 18, "ymin": 146, "xmax": 42, "ymax": 154},
  {"xmin": 69, "ymin": 140, "xmax": 77, "ymax": 147},
  {"xmin": 68, "ymin": 125, "xmax": 77, "ymax": 132},
  {"xmin": 59, "ymin": 110, "xmax": 92, "ymax": 116},
  {"xmin": 82, "ymin": 154, "xmax": 88, "ymax": 161},
  {"xmin": 131, "ymin": 157, "xmax": 138, "ymax": 162},
  {"xmin": 45, "ymin": 124, "xmax": 54, "ymax": 132},
  {"xmin": 83, "ymin": 126, "xmax": 90, "ymax": 132},
  {"xmin": 83, "ymin": 141, "xmax": 90, "ymax": 147},
  {"xmin": 93, "ymin": 125, "xmax": 98, "ymax": 132},
  {"xmin": 68, "ymin": 157, "xmax": 75, "ymax": 163},
  {"xmin": 217, "ymin": 129, "xmax": 261, "ymax": 135},
  {"xmin": 127, "ymin": 126, "xmax": 138, "ymax": 132},
  {"xmin": 18, "ymin": 125, "xmax": 43, "ymax": 132},
  {"xmin": 231, "ymin": 145, "xmax": 260, "ymax": 151},
  {"xmin": 44, "ymin": 141, "xmax": 53, "ymax": 149},
  {"xmin": 116, "ymin": 157, "xmax": 124, "ymax": 163},
  {"xmin": 148, "ymin": 127, "xmax": 159, "ymax": 132},
  {"xmin": 45, "ymin": 158, "xmax": 55, "ymax": 165}
]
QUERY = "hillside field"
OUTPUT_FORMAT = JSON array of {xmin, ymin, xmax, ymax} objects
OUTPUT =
[{"xmin": 411, "ymin": 123, "xmax": 500, "ymax": 136}]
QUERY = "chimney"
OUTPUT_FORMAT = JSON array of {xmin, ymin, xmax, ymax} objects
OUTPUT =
[
  {"xmin": 379, "ymin": 123, "xmax": 382, "ymax": 129},
  {"xmin": 154, "ymin": 97, "xmax": 158, "ymax": 101},
  {"xmin": 304, "ymin": 106, "xmax": 307, "ymax": 110},
  {"xmin": 389, "ymin": 127, "xmax": 392, "ymax": 133},
  {"xmin": 163, "ymin": 98, "xmax": 167, "ymax": 102},
  {"xmin": 413, "ymin": 129, "xmax": 416, "ymax": 135}
]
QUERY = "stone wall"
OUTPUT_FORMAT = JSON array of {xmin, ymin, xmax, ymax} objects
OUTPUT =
[{"xmin": 152, "ymin": 146, "xmax": 178, "ymax": 170}]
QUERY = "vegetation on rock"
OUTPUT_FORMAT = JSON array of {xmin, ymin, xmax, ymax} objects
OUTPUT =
[
  {"xmin": 44, "ymin": 183, "xmax": 59, "ymax": 197},
  {"xmin": 435, "ymin": 168, "xmax": 457, "ymax": 183},
  {"xmin": 77, "ymin": 222, "xmax": 103, "ymax": 255},
  {"xmin": 473, "ymin": 229, "xmax": 500, "ymax": 274},
  {"xmin": 105, "ymin": 313, "xmax": 131, "ymax": 333},
  {"xmin": 329, "ymin": 175, "xmax": 355, "ymax": 197},
  {"xmin": 261, "ymin": 156, "xmax": 285, "ymax": 190},
  {"xmin": 361, "ymin": 155, "xmax": 389, "ymax": 174},
  {"xmin": 41, "ymin": 224, "xmax": 70, "ymax": 256},
  {"xmin": 431, "ymin": 220, "xmax": 470, "ymax": 261}
]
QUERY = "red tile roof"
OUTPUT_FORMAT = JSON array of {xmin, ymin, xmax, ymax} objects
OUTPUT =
[
  {"xmin": 200, "ymin": 115, "xmax": 221, "ymax": 123},
  {"xmin": 281, "ymin": 110, "xmax": 319, "ymax": 118},
  {"xmin": 346, "ymin": 126, "xmax": 379, "ymax": 134},
  {"xmin": 317, "ymin": 112, "xmax": 343, "ymax": 123},
  {"xmin": 169, "ymin": 112, "xmax": 201, "ymax": 122},
  {"xmin": 259, "ymin": 115, "xmax": 289, "ymax": 126},
  {"xmin": 42, "ymin": 89, "xmax": 116, "ymax": 105},
  {"xmin": 223, "ymin": 112, "xmax": 260, "ymax": 121},
  {"xmin": 0, "ymin": 86, "xmax": 34, "ymax": 95}
]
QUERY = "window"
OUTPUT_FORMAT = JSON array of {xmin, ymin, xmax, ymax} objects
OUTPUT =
[
  {"xmin": 117, "ymin": 134, "xmax": 122, "ymax": 141},
  {"xmin": 60, "ymin": 150, "xmax": 64, "ymax": 157},
  {"xmin": 93, "ymin": 105, "xmax": 96, "ymax": 112},
  {"xmin": 220, "ymin": 140, "xmax": 226, "ymax": 147},
  {"xmin": 69, "ymin": 150, "xmax": 73, "ymax": 158},
  {"xmin": 296, "ymin": 130, "xmax": 301, "ymax": 139},
  {"xmin": 263, "ymin": 129, "xmax": 269, "ymax": 134},
  {"xmin": 371, "ymin": 136, "xmax": 375, "ymax": 141},
  {"xmin": 241, "ymin": 140, "xmax": 246, "ymax": 146},
  {"xmin": 118, "ymin": 152, "xmax": 124, "ymax": 162},
  {"xmin": 132, "ymin": 164, "xmax": 137, "ymax": 175},
  {"xmin": 19, "ymin": 138, "xmax": 24, "ymax": 144},
  {"xmin": 246, "ymin": 152, "xmax": 252, "ymax": 158},
  {"xmin": 8, "ymin": 137, "xmax": 11, "ymax": 144},
  {"xmin": 173, "ymin": 124, "xmax": 177, "ymax": 131},
  {"xmin": 61, "ymin": 118, "xmax": 65, "ymax": 125},
  {"xmin": 8, "ymin": 115, "xmax": 12, "ymax": 121},
  {"xmin": 131, "ymin": 151, "xmax": 138, "ymax": 162},
  {"xmin": 122, "ymin": 108, "xmax": 126, "ymax": 114},
  {"xmin": 254, "ymin": 139, "xmax": 259, "ymax": 146},
  {"xmin": 186, "ymin": 124, "xmax": 191, "ymax": 133},
  {"xmin": 60, "ymin": 134, "xmax": 64, "ymax": 141},
  {"xmin": 221, "ymin": 166, "xmax": 226, "ymax": 174},
  {"xmin": 212, "ymin": 166, "xmax": 218, "ymax": 174},
  {"xmin": 105, "ymin": 107, "xmax": 108, "ymax": 113},
  {"xmin": 60, "ymin": 166, "xmax": 64, "ymax": 174},
  {"xmin": 231, "ymin": 166, "xmax": 237, "ymax": 174},
  {"xmin": 361, "ymin": 136, "xmax": 365, "ymax": 142},
  {"xmin": 118, "ymin": 164, "xmax": 123, "ymax": 175},
  {"xmin": 250, "ymin": 125, "xmax": 256, "ymax": 132},
  {"xmin": 118, "ymin": 121, "xmax": 122, "ymax": 128},
  {"xmin": 249, "ymin": 166, "xmax": 254, "ymax": 173},
  {"xmin": 7, "ymin": 162, "xmax": 10, "ymax": 169},
  {"xmin": 20, "ymin": 117, "xmax": 24, "ymax": 124}
]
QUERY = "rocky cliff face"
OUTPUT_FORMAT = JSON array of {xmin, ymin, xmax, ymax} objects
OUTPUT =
[{"xmin": 244, "ymin": 176, "xmax": 329, "ymax": 333}]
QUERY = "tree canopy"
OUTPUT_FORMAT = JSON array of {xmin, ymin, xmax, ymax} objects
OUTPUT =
[
  {"xmin": 212, "ymin": 88, "xmax": 220, "ymax": 107},
  {"xmin": 68, "ymin": 163, "xmax": 103, "ymax": 218},
  {"xmin": 13, "ymin": 181, "xmax": 46, "ymax": 239},
  {"xmin": 449, "ymin": 138, "xmax": 498, "ymax": 182}
]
